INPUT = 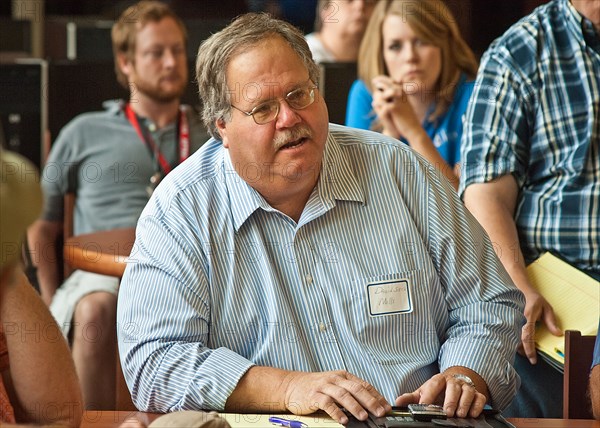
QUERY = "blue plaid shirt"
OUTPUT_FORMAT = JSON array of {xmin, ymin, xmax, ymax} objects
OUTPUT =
[{"xmin": 459, "ymin": 0, "xmax": 600, "ymax": 273}]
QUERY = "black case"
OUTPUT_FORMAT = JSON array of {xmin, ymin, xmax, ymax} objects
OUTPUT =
[{"xmin": 345, "ymin": 408, "xmax": 515, "ymax": 428}]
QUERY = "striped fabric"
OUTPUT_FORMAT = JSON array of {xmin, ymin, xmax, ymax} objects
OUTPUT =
[
  {"xmin": 117, "ymin": 124, "xmax": 524, "ymax": 413},
  {"xmin": 459, "ymin": 0, "xmax": 600, "ymax": 272}
]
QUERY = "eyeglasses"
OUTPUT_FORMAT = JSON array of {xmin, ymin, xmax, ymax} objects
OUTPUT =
[{"xmin": 230, "ymin": 84, "xmax": 318, "ymax": 125}]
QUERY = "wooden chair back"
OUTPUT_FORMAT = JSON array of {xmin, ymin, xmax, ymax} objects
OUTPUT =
[
  {"xmin": 563, "ymin": 330, "xmax": 597, "ymax": 419},
  {"xmin": 62, "ymin": 191, "xmax": 136, "ymax": 410},
  {"xmin": 63, "ymin": 192, "xmax": 75, "ymax": 278}
]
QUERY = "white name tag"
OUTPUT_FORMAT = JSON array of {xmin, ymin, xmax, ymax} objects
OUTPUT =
[{"xmin": 367, "ymin": 279, "xmax": 412, "ymax": 317}]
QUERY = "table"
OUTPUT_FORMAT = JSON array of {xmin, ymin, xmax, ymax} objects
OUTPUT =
[
  {"xmin": 81, "ymin": 411, "xmax": 160, "ymax": 427},
  {"xmin": 63, "ymin": 228, "xmax": 136, "ymax": 277},
  {"xmin": 79, "ymin": 412, "xmax": 600, "ymax": 428},
  {"xmin": 508, "ymin": 419, "xmax": 600, "ymax": 427}
]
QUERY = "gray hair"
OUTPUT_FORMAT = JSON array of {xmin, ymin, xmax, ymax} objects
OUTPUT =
[{"xmin": 196, "ymin": 13, "xmax": 320, "ymax": 139}]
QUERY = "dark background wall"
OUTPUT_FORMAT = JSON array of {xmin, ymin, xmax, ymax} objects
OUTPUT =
[
  {"xmin": 2, "ymin": 0, "xmax": 549, "ymax": 53},
  {"xmin": 0, "ymin": 0, "xmax": 550, "ymax": 168}
]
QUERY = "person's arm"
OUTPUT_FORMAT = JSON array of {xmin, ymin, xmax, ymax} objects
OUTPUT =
[
  {"xmin": 591, "ymin": 365, "xmax": 600, "ymax": 419},
  {"xmin": 226, "ymin": 366, "xmax": 390, "ymax": 424},
  {"xmin": 345, "ymin": 80, "xmax": 376, "ymax": 130},
  {"xmin": 590, "ymin": 324, "xmax": 600, "ymax": 420},
  {"xmin": 392, "ymin": 155, "xmax": 523, "ymax": 414},
  {"xmin": 463, "ymin": 176, "xmax": 562, "ymax": 364},
  {"xmin": 400, "ymin": 125, "xmax": 458, "ymax": 189},
  {"xmin": 118, "ymin": 211, "xmax": 390, "ymax": 424},
  {"xmin": 28, "ymin": 125, "xmax": 76, "ymax": 306},
  {"xmin": 26, "ymin": 219, "xmax": 63, "ymax": 306},
  {"xmin": 371, "ymin": 75, "xmax": 458, "ymax": 189},
  {"xmin": 1, "ymin": 269, "xmax": 82, "ymax": 426},
  {"xmin": 396, "ymin": 366, "xmax": 488, "ymax": 418}
]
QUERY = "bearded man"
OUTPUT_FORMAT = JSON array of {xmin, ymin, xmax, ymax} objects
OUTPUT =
[{"xmin": 27, "ymin": 1, "xmax": 205, "ymax": 410}]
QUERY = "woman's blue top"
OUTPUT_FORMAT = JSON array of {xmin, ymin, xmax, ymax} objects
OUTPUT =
[{"xmin": 345, "ymin": 74, "xmax": 474, "ymax": 167}]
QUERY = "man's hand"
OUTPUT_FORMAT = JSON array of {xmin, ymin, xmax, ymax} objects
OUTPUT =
[
  {"xmin": 282, "ymin": 370, "xmax": 391, "ymax": 424},
  {"xmin": 520, "ymin": 290, "xmax": 562, "ymax": 364},
  {"xmin": 395, "ymin": 370, "xmax": 488, "ymax": 418}
]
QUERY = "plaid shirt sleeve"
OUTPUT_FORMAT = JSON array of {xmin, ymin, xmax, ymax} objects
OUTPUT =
[{"xmin": 459, "ymin": 36, "xmax": 538, "ymax": 195}]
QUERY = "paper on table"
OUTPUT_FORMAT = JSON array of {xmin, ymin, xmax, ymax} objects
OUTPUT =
[
  {"xmin": 527, "ymin": 252, "xmax": 600, "ymax": 366},
  {"xmin": 218, "ymin": 413, "xmax": 344, "ymax": 428}
]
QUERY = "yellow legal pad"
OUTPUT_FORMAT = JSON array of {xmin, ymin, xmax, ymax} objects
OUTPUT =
[{"xmin": 527, "ymin": 252, "xmax": 600, "ymax": 367}]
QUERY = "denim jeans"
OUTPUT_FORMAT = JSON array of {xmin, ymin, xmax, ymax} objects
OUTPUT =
[{"xmin": 502, "ymin": 353, "xmax": 563, "ymax": 418}]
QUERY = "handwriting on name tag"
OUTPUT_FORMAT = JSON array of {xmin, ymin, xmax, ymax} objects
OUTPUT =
[{"xmin": 367, "ymin": 279, "xmax": 412, "ymax": 316}]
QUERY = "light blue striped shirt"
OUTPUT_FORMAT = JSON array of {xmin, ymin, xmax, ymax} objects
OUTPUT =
[
  {"xmin": 459, "ymin": 0, "xmax": 600, "ymax": 272},
  {"xmin": 117, "ymin": 124, "xmax": 524, "ymax": 413}
]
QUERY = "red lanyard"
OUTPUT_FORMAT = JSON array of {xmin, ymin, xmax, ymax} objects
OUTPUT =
[{"xmin": 124, "ymin": 103, "xmax": 190, "ymax": 175}]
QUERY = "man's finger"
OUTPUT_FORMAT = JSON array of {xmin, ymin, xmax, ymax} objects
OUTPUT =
[
  {"xmin": 320, "ymin": 383, "xmax": 367, "ymax": 421},
  {"xmin": 395, "ymin": 391, "xmax": 420, "ymax": 407},
  {"xmin": 336, "ymin": 376, "xmax": 390, "ymax": 417},
  {"xmin": 316, "ymin": 395, "xmax": 349, "ymax": 425},
  {"xmin": 542, "ymin": 305, "xmax": 563, "ymax": 336},
  {"xmin": 454, "ymin": 384, "xmax": 477, "ymax": 418},
  {"xmin": 468, "ymin": 393, "xmax": 487, "ymax": 418},
  {"xmin": 521, "ymin": 322, "xmax": 537, "ymax": 364},
  {"xmin": 417, "ymin": 382, "xmax": 444, "ymax": 407},
  {"xmin": 441, "ymin": 382, "xmax": 461, "ymax": 416}
]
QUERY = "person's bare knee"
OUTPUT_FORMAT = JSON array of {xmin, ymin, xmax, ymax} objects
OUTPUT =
[
  {"xmin": 71, "ymin": 291, "xmax": 117, "ymax": 409},
  {"xmin": 73, "ymin": 292, "xmax": 117, "ymax": 351}
]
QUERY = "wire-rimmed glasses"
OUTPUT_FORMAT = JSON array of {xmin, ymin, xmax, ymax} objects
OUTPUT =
[{"xmin": 230, "ymin": 83, "xmax": 318, "ymax": 125}]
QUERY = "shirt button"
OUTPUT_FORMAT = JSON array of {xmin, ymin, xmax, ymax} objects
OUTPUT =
[
  {"xmin": 305, "ymin": 274, "xmax": 313, "ymax": 285},
  {"xmin": 148, "ymin": 123, "xmax": 157, "ymax": 132},
  {"xmin": 319, "ymin": 322, "xmax": 326, "ymax": 332}
]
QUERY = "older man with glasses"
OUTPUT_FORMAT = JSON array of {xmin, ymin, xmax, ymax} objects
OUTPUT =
[{"xmin": 117, "ymin": 12, "xmax": 525, "ymax": 425}]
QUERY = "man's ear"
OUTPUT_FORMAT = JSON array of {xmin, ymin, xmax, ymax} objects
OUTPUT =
[
  {"xmin": 216, "ymin": 118, "xmax": 229, "ymax": 148},
  {"xmin": 117, "ymin": 53, "xmax": 133, "ymax": 79}
]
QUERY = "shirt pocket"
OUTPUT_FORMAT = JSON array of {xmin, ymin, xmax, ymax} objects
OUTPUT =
[{"xmin": 348, "ymin": 270, "xmax": 441, "ymax": 366}]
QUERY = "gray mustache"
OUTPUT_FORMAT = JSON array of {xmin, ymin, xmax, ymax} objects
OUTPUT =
[{"xmin": 273, "ymin": 124, "xmax": 313, "ymax": 149}]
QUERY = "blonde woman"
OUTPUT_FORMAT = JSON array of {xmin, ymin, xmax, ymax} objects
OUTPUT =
[{"xmin": 346, "ymin": 0, "xmax": 477, "ymax": 188}]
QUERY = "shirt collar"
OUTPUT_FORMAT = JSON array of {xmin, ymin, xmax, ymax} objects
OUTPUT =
[
  {"xmin": 112, "ymin": 99, "xmax": 182, "ymax": 133},
  {"xmin": 106, "ymin": 99, "xmax": 126, "ymax": 115},
  {"xmin": 223, "ymin": 150, "xmax": 264, "ymax": 231},
  {"xmin": 318, "ymin": 130, "xmax": 365, "ymax": 206},
  {"xmin": 565, "ymin": 0, "xmax": 600, "ymax": 52},
  {"xmin": 224, "ymin": 128, "xmax": 365, "ymax": 231}
]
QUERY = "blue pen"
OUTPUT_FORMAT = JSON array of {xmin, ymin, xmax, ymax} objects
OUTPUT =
[{"xmin": 268, "ymin": 416, "xmax": 308, "ymax": 428}]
